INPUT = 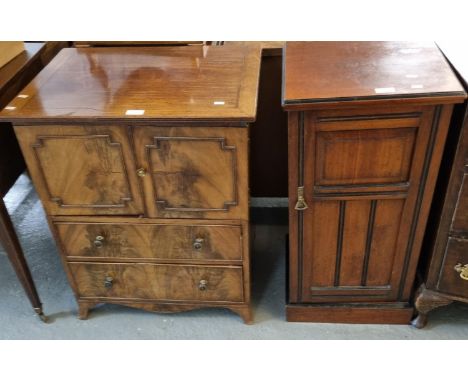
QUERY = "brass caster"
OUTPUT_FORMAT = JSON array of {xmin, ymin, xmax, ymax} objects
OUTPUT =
[{"xmin": 38, "ymin": 312, "xmax": 49, "ymax": 323}]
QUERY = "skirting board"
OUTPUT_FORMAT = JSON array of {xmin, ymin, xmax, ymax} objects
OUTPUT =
[{"xmin": 286, "ymin": 304, "xmax": 414, "ymax": 324}]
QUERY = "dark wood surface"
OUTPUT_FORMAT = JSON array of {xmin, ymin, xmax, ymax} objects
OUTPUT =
[
  {"xmin": 0, "ymin": 42, "xmax": 67, "ymax": 321},
  {"xmin": 412, "ymin": 41, "xmax": 468, "ymax": 328},
  {"xmin": 7, "ymin": 45, "xmax": 260, "ymax": 323},
  {"xmin": 219, "ymin": 42, "xmax": 288, "ymax": 197},
  {"xmin": 283, "ymin": 42, "xmax": 465, "ymax": 109},
  {"xmin": 284, "ymin": 41, "xmax": 465, "ymax": 324},
  {"xmin": 250, "ymin": 45, "xmax": 288, "ymax": 197},
  {"xmin": 0, "ymin": 46, "xmax": 261, "ymax": 124}
]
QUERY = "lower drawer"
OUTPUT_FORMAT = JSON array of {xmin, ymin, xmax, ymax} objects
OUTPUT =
[
  {"xmin": 438, "ymin": 237, "xmax": 468, "ymax": 298},
  {"xmin": 69, "ymin": 262, "xmax": 244, "ymax": 303}
]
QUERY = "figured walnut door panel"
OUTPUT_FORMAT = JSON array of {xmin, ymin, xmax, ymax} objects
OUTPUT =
[
  {"xmin": 133, "ymin": 127, "xmax": 248, "ymax": 219},
  {"xmin": 290, "ymin": 106, "xmax": 446, "ymax": 303},
  {"xmin": 14, "ymin": 125, "xmax": 144, "ymax": 216}
]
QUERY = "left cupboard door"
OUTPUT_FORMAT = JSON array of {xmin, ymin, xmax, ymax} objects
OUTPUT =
[{"xmin": 14, "ymin": 125, "xmax": 145, "ymax": 216}]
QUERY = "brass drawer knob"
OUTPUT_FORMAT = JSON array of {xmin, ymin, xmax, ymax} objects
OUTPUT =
[
  {"xmin": 454, "ymin": 263, "xmax": 468, "ymax": 281},
  {"xmin": 94, "ymin": 235, "xmax": 105, "ymax": 248},
  {"xmin": 193, "ymin": 238, "xmax": 204, "ymax": 251},
  {"xmin": 104, "ymin": 276, "xmax": 114, "ymax": 289},
  {"xmin": 136, "ymin": 168, "xmax": 147, "ymax": 177},
  {"xmin": 198, "ymin": 279, "xmax": 208, "ymax": 291}
]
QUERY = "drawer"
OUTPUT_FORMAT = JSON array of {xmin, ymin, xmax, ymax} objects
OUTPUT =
[
  {"xmin": 55, "ymin": 222, "xmax": 242, "ymax": 262},
  {"xmin": 451, "ymin": 174, "xmax": 468, "ymax": 233},
  {"xmin": 438, "ymin": 237, "xmax": 468, "ymax": 298},
  {"xmin": 69, "ymin": 262, "xmax": 244, "ymax": 303}
]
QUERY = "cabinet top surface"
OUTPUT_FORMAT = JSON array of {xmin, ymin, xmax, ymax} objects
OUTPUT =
[
  {"xmin": 0, "ymin": 45, "xmax": 261, "ymax": 124},
  {"xmin": 283, "ymin": 41, "xmax": 466, "ymax": 109}
]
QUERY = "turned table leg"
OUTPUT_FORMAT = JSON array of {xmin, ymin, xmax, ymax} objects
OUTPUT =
[
  {"xmin": 411, "ymin": 283, "xmax": 453, "ymax": 329},
  {"xmin": 0, "ymin": 199, "xmax": 47, "ymax": 322}
]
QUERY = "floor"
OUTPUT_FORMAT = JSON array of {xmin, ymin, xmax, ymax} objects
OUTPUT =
[{"xmin": 1, "ymin": 175, "xmax": 468, "ymax": 340}]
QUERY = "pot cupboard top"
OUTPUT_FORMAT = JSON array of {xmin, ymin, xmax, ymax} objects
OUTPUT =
[
  {"xmin": 0, "ymin": 45, "xmax": 261, "ymax": 124},
  {"xmin": 283, "ymin": 41, "xmax": 466, "ymax": 110}
]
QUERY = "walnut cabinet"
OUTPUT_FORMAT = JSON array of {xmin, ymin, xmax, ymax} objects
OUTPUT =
[{"xmin": 0, "ymin": 46, "xmax": 261, "ymax": 323}]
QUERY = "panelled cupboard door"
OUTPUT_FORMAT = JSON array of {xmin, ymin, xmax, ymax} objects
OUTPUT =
[
  {"xmin": 14, "ymin": 125, "xmax": 144, "ymax": 216},
  {"xmin": 290, "ymin": 105, "xmax": 451, "ymax": 303},
  {"xmin": 133, "ymin": 126, "xmax": 248, "ymax": 220}
]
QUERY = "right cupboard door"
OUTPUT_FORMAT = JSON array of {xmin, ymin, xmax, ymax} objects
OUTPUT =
[
  {"xmin": 132, "ymin": 126, "xmax": 248, "ymax": 220},
  {"xmin": 289, "ymin": 106, "xmax": 450, "ymax": 303}
]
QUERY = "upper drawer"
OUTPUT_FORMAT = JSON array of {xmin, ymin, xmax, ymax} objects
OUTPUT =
[
  {"xmin": 14, "ymin": 125, "xmax": 144, "ymax": 216},
  {"xmin": 437, "ymin": 237, "xmax": 468, "ymax": 299},
  {"xmin": 451, "ymin": 173, "xmax": 468, "ymax": 233},
  {"xmin": 55, "ymin": 221, "xmax": 243, "ymax": 262}
]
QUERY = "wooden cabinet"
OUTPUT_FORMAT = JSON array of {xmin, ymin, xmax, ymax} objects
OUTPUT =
[
  {"xmin": 412, "ymin": 42, "xmax": 468, "ymax": 328},
  {"xmin": 283, "ymin": 42, "xmax": 466, "ymax": 324},
  {"xmin": 0, "ymin": 46, "xmax": 261, "ymax": 323}
]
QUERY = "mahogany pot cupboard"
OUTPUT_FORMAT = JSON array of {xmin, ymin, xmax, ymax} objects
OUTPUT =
[
  {"xmin": 0, "ymin": 42, "xmax": 66, "ymax": 322},
  {"xmin": 282, "ymin": 42, "xmax": 466, "ymax": 324},
  {"xmin": 0, "ymin": 45, "xmax": 261, "ymax": 323},
  {"xmin": 412, "ymin": 42, "xmax": 468, "ymax": 328}
]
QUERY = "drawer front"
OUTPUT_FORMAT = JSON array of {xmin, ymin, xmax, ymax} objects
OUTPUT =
[
  {"xmin": 55, "ymin": 222, "xmax": 242, "ymax": 262},
  {"xmin": 438, "ymin": 237, "xmax": 468, "ymax": 298},
  {"xmin": 69, "ymin": 262, "xmax": 244, "ymax": 303}
]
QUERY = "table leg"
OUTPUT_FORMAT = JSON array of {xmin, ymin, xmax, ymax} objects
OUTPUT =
[{"xmin": 0, "ymin": 198, "xmax": 47, "ymax": 322}]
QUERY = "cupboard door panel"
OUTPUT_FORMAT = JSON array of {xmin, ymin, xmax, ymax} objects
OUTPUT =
[
  {"xmin": 14, "ymin": 125, "xmax": 144, "ymax": 216},
  {"xmin": 366, "ymin": 199, "xmax": 405, "ymax": 286},
  {"xmin": 296, "ymin": 106, "xmax": 438, "ymax": 302},
  {"xmin": 133, "ymin": 127, "xmax": 248, "ymax": 220},
  {"xmin": 315, "ymin": 128, "xmax": 417, "ymax": 187}
]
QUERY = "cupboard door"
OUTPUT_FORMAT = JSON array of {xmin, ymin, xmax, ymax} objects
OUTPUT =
[
  {"xmin": 14, "ymin": 125, "xmax": 144, "ymax": 216},
  {"xmin": 289, "ymin": 106, "xmax": 449, "ymax": 303},
  {"xmin": 133, "ymin": 127, "xmax": 248, "ymax": 220}
]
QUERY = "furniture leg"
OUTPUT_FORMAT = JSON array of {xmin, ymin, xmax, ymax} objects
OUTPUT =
[{"xmin": 411, "ymin": 283, "xmax": 453, "ymax": 329}]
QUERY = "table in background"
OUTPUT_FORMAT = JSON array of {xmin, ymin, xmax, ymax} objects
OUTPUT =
[{"xmin": 0, "ymin": 41, "xmax": 67, "ymax": 321}]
